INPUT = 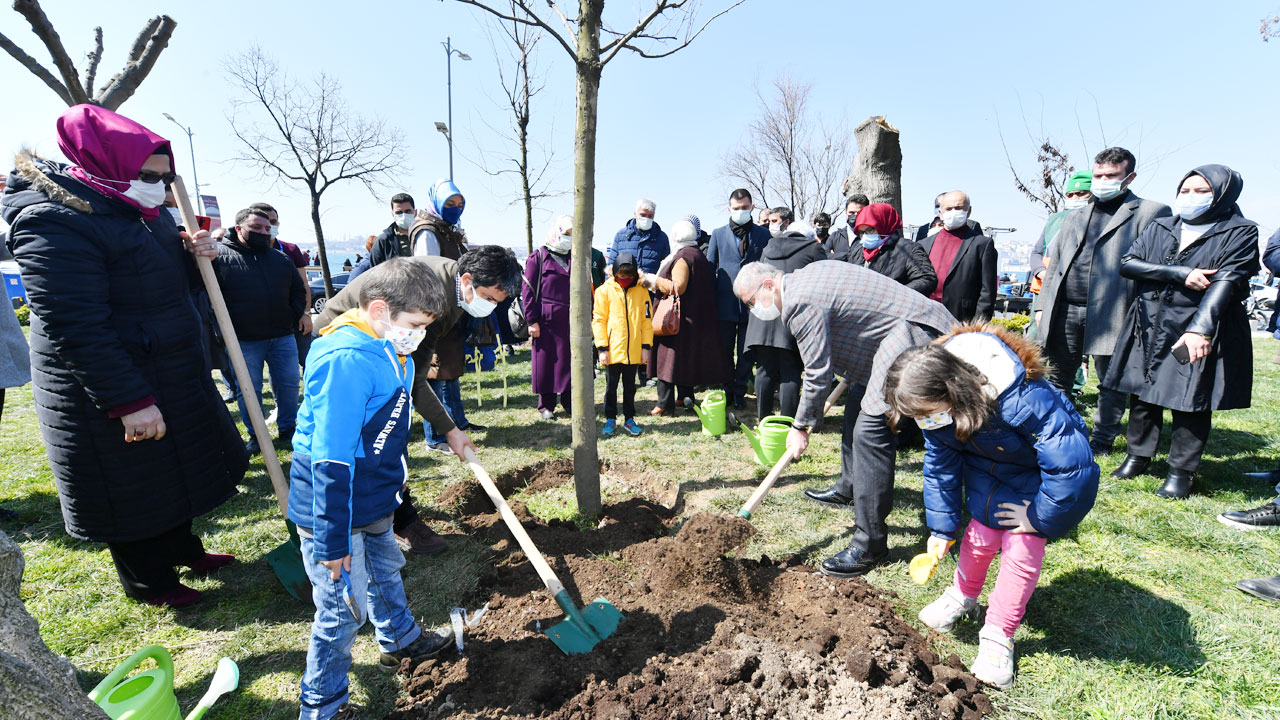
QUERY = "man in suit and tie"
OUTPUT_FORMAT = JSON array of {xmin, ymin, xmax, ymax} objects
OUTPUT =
[
  {"xmin": 735, "ymin": 261, "xmax": 956, "ymax": 578},
  {"xmin": 917, "ymin": 190, "xmax": 998, "ymax": 323},
  {"xmin": 707, "ymin": 188, "xmax": 772, "ymax": 409},
  {"xmin": 1033, "ymin": 147, "xmax": 1172, "ymax": 454}
]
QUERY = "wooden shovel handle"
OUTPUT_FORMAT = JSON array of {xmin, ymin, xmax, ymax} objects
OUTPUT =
[
  {"xmin": 823, "ymin": 378, "xmax": 848, "ymax": 416},
  {"xmin": 738, "ymin": 450, "xmax": 795, "ymax": 518},
  {"xmin": 172, "ymin": 176, "xmax": 289, "ymax": 517},
  {"xmin": 463, "ymin": 447, "xmax": 567, "ymax": 597}
]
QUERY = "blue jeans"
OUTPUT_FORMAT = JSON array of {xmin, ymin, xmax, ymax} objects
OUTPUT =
[
  {"xmin": 234, "ymin": 335, "xmax": 300, "ymax": 438},
  {"xmin": 299, "ymin": 525, "xmax": 421, "ymax": 720},
  {"xmin": 422, "ymin": 379, "xmax": 468, "ymax": 443}
]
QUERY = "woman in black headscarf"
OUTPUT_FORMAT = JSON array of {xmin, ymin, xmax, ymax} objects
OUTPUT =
[{"xmin": 1106, "ymin": 164, "xmax": 1260, "ymax": 499}]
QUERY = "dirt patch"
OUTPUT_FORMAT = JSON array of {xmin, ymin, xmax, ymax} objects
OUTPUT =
[{"xmin": 390, "ymin": 464, "xmax": 988, "ymax": 720}]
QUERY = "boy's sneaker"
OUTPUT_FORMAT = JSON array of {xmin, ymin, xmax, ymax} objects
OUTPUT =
[
  {"xmin": 970, "ymin": 625, "xmax": 1015, "ymax": 689},
  {"xmin": 602, "ymin": 418, "xmax": 616, "ymax": 436},
  {"xmin": 425, "ymin": 440, "xmax": 452, "ymax": 455},
  {"xmin": 378, "ymin": 626, "xmax": 454, "ymax": 672},
  {"xmin": 624, "ymin": 419, "xmax": 643, "ymax": 436},
  {"xmin": 1218, "ymin": 501, "xmax": 1280, "ymax": 530},
  {"xmin": 919, "ymin": 586, "xmax": 977, "ymax": 632}
]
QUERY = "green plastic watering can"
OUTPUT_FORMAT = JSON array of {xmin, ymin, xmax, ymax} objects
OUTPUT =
[
  {"xmin": 685, "ymin": 390, "xmax": 727, "ymax": 436},
  {"xmin": 741, "ymin": 414, "xmax": 794, "ymax": 465},
  {"xmin": 89, "ymin": 645, "xmax": 239, "ymax": 720}
]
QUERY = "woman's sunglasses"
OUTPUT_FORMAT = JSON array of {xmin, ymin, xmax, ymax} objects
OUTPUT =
[{"xmin": 138, "ymin": 170, "xmax": 177, "ymax": 185}]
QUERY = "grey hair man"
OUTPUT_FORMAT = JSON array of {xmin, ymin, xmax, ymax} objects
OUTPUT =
[
  {"xmin": 734, "ymin": 260, "xmax": 956, "ymax": 578},
  {"xmin": 917, "ymin": 190, "xmax": 999, "ymax": 323}
]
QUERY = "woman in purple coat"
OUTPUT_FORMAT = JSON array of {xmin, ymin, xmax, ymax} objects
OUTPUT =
[{"xmin": 524, "ymin": 215, "xmax": 574, "ymax": 419}]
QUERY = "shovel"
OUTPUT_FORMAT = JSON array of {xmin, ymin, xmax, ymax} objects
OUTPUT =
[
  {"xmin": 463, "ymin": 447, "xmax": 623, "ymax": 655},
  {"xmin": 737, "ymin": 449, "xmax": 796, "ymax": 520},
  {"xmin": 172, "ymin": 177, "xmax": 310, "ymax": 603}
]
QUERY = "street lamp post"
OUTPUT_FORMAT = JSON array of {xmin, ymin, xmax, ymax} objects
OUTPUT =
[
  {"xmin": 441, "ymin": 36, "xmax": 471, "ymax": 180},
  {"xmin": 162, "ymin": 113, "xmax": 201, "ymax": 214}
]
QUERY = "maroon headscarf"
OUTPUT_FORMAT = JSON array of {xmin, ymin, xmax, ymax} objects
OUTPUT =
[
  {"xmin": 852, "ymin": 203, "xmax": 903, "ymax": 236},
  {"xmin": 56, "ymin": 104, "xmax": 173, "ymax": 220}
]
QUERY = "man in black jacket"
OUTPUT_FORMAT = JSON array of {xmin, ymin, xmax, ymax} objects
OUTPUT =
[
  {"xmin": 918, "ymin": 190, "xmax": 997, "ymax": 322},
  {"xmin": 822, "ymin": 194, "xmax": 868, "ymax": 258},
  {"xmin": 214, "ymin": 207, "xmax": 306, "ymax": 453},
  {"xmin": 369, "ymin": 192, "xmax": 417, "ymax": 268}
]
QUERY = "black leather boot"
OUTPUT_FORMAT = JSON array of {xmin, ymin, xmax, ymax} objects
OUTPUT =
[
  {"xmin": 1156, "ymin": 468, "xmax": 1195, "ymax": 499},
  {"xmin": 1112, "ymin": 455, "xmax": 1151, "ymax": 479}
]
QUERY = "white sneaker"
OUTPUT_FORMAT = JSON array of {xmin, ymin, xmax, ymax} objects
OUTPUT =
[
  {"xmin": 970, "ymin": 625, "xmax": 1015, "ymax": 689},
  {"xmin": 919, "ymin": 586, "xmax": 977, "ymax": 632}
]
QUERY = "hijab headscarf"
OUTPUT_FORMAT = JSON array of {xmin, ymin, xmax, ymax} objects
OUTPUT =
[
  {"xmin": 545, "ymin": 214, "xmax": 573, "ymax": 254},
  {"xmin": 657, "ymin": 219, "xmax": 699, "ymax": 275},
  {"xmin": 56, "ymin": 104, "xmax": 173, "ymax": 221},
  {"xmin": 852, "ymin": 203, "xmax": 903, "ymax": 237},
  {"xmin": 1177, "ymin": 164, "xmax": 1243, "ymax": 226},
  {"xmin": 427, "ymin": 178, "xmax": 465, "ymax": 225}
]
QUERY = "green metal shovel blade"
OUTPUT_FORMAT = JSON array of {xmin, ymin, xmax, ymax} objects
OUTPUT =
[
  {"xmin": 544, "ymin": 591, "xmax": 624, "ymax": 655},
  {"xmin": 266, "ymin": 520, "xmax": 312, "ymax": 603}
]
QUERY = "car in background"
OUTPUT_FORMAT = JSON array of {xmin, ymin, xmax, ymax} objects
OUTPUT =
[{"xmin": 308, "ymin": 272, "xmax": 349, "ymax": 314}]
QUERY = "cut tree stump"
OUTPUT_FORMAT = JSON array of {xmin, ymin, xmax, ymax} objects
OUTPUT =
[
  {"xmin": 842, "ymin": 115, "xmax": 903, "ymax": 214},
  {"xmin": 0, "ymin": 529, "xmax": 110, "ymax": 719}
]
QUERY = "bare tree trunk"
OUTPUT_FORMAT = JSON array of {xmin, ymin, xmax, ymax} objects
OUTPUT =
[
  {"xmin": 0, "ymin": 530, "xmax": 110, "ymax": 719},
  {"xmin": 844, "ymin": 116, "xmax": 903, "ymax": 214},
  {"xmin": 569, "ymin": 0, "xmax": 603, "ymax": 517},
  {"xmin": 310, "ymin": 191, "xmax": 336, "ymax": 299},
  {"xmin": 520, "ymin": 111, "xmax": 534, "ymax": 255}
]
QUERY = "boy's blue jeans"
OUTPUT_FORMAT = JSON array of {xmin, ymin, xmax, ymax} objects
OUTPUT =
[
  {"xmin": 298, "ymin": 525, "xmax": 421, "ymax": 720},
  {"xmin": 422, "ymin": 378, "xmax": 468, "ymax": 443},
  {"xmin": 234, "ymin": 334, "xmax": 300, "ymax": 437}
]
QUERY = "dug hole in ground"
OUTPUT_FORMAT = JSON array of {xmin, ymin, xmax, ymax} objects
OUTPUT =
[{"xmin": 387, "ymin": 459, "xmax": 991, "ymax": 720}]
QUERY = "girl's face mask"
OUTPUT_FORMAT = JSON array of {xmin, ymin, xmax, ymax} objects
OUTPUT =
[{"xmin": 914, "ymin": 408, "xmax": 953, "ymax": 431}]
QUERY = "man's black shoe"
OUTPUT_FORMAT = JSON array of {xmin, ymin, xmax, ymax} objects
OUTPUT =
[
  {"xmin": 733, "ymin": 397, "xmax": 746, "ymax": 411},
  {"xmin": 1112, "ymin": 455, "xmax": 1151, "ymax": 479},
  {"xmin": 1089, "ymin": 438, "xmax": 1115, "ymax": 456},
  {"xmin": 1238, "ymin": 575, "xmax": 1280, "ymax": 602},
  {"xmin": 804, "ymin": 486, "xmax": 855, "ymax": 508},
  {"xmin": 1218, "ymin": 501, "xmax": 1280, "ymax": 531},
  {"xmin": 459, "ymin": 422, "xmax": 487, "ymax": 432},
  {"xmin": 819, "ymin": 547, "xmax": 887, "ymax": 578},
  {"xmin": 1155, "ymin": 468, "xmax": 1194, "ymax": 499}
]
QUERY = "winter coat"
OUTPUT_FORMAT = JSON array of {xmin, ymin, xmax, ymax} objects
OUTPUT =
[
  {"xmin": 369, "ymin": 222, "xmax": 412, "ymax": 268},
  {"xmin": 288, "ymin": 310, "xmax": 414, "ymax": 562},
  {"xmin": 823, "ymin": 227, "xmax": 853, "ymax": 258},
  {"xmin": 1, "ymin": 152, "xmax": 246, "ymax": 542},
  {"xmin": 411, "ymin": 215, "xmax": 467, "ymax": 379},
  {"xmin": 523, "ymin": 247, "xmax": 572, "ymax": 394},
  {"xmin": 841, "ymin": 232, "xmax": 937, "ymax": 296},
  {"xmin": 706, "ymin": 222, "xmax": 770, "ymax": 323},
  {"xmin": 918, "ymin": 226, "xmax": 999, "ymax": 322},
  {"xmin": 0, "ymin": 239, "xmax": 30, "ymax": 390},
  {"xmin": 608, "ymin": 219, "xmax": 670, "ymax": 275},
  {"xmin": 1264, "ymin": 228, "xmax": 1280, "ymax": 334},
  {"xmin": 745, "ymin": 230, "xmax": 827, "ymax": 351},
  {"xmin": 213, "ymin": 231, "xmax": 306, "ymax": 341},
  {"xmin": 1032, "ymin": 192, "xmax": 1172, "ymax": 354},
  {"xmin": 649, "ymin": 246, "xmax": 728, "ymax": 386},
  {"xmin": 1103, "ymin": 215, "xmax": 1260, "ymax": 412},
  {"xmin": 922, "ymin": 328, "xmax": 1099, "ymax": 541},
  {"xmin": 592, "ymin": 278, "xmax": 653, "ymax": 365}
]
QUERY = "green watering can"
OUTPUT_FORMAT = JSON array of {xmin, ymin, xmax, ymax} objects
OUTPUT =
[
  {"xmin": 89, "ymin": 645, "xmax": 239, "ymax": 720},
  {"xmin": 685, "ymin": 390, "xmax": 727, "ymax": 436},
  {"xmin": 741, "ymin": 414, "xmax": 794, "ymax": 465}
]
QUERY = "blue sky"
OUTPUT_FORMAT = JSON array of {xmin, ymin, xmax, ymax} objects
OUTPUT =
[{"xmin": 2, "ymin": 0, "xmax": 1277, "ymax": 260}]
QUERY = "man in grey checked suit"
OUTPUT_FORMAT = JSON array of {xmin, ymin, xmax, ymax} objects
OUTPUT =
[
  {"xmin": 735, "ymin": 260, "xmax": 956, "ymax": 577},
  {"xmin": 1032, "ymin": 147, "xmax": 1171, "ymax": 453}
]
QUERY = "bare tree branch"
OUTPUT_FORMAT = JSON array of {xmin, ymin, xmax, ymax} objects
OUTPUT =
[
  {"xmin": 12, "ymin": 0, "xmax": 88, "ymax": 103},
  {"xmin": 95, "ymin": 14, "xmax": 176, "ymax": 108},
  {"xmin": 603, "ymin": 0, "xmax": 745, "ymax": 63},
  {"xmin": 0, "ymin": 30, "xmax": 70, "ymax": 104},
  {"xmin": 452, "ymin": 0, "xmax": 577, "ymax": 59},
  {"xmin": 1262, "ymin": 10, "xmax": 1280, "ymax": 40},
  {"xmin": 83, "ymin": 27, "xmax": 102, "ymax": 97}
]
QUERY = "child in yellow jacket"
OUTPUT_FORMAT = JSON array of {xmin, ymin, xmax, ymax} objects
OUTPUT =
[{"xmin": 591, "ymin": 252, "xmax": 653, "ymax": 436}]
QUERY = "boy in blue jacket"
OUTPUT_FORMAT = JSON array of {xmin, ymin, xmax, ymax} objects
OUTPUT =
[
  {"xmin": 884, "ymin": 324, "xmax": 1099, "ymax": 691},
  {"xmin": 289, "ymin": 259, "xmax": 452, "ymax": 720}
]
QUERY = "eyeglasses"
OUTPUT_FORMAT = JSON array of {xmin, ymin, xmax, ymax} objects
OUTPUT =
[{"xmin": 137, "ymin": 170, "xmax": 177, "ymax": 185}]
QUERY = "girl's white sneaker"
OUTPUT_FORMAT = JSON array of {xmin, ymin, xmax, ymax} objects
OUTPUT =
[
  {"xmin": 971, "ymin": 625, "xmax": 1015, "ymax": 689},
  {"xmin": 919, "ymin": 586, "xmax": 977, "ymax": 632}
]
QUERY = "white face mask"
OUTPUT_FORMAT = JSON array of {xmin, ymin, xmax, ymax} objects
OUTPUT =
[
  {"xmin": 1091, "ymin": 176, "xmax": 1128, "ymax": 202},
  {"xmin": 1064, "ymin": 197, "xmax": 1090, "ymax": 211},
  {"xmin": 915, "ymin": 409, "xmax": 953, "ymax": 431},
  {"xmin": 166, "ymin": 206, "xmax": 183, "ymax": 224},
  {"xmin": 635, "ymin": 216, "xmax": 654, "ymax": 232},
  {"xmin": 769, "ymin": 222, "xmax": 784, "ymax": 236},
  {"xmin": 394, "ymin": 212, "xmax": 414, "ymax": 230},
  {"xmin": 461, "ymin": 278, "xmax": 498, "ymax": 318},
  {"xmin": 382, "ymin": 317, "xmax": 426, "ymax": 355},
  {"xmin": 123, "ymin": 179, "xmax": 166, "ymax": 209},
  {"xmin": 269, "ymin": 225, "xmax": 280, "ymax": 239},
  {"xmin": 749, "ymin": 287, "xmax": 781, "ymax": 321},
  {"xmin": 547, "ymin": 233, "xmax": 573, "ymax": 254},
  {"xmin": 730, "ymin": 208, "xmax": 752, "ymax": 225},
  {"xmin": 940, "ymin": 209, "xmax": 969, "ymax": 231},
  {"xmin": 1174, "ymin": 192, "xmax": 1213, "ymax": 221}
]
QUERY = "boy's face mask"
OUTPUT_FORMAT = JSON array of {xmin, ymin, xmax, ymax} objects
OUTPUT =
[{"xmin": 382, "ymin": 317, "xmax": 427, "ymax": 355}]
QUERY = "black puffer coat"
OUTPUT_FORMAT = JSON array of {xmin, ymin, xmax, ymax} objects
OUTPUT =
[
  {"xmin": 841, "ymin": 232, "xmax": 937, "ymax": 296},
  {"xmin": 213, "ymin": 229, "xmax": 306, "ymax": 341},
  {"xmin": 745, "ymin": 230, "xmax": 828, "ymax": 351},
  {"xmin": 1, "ymin": 152, "xmax": 247, "ymax": 542}
]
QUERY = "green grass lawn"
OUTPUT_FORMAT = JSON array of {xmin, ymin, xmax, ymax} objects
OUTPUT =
[{"xmin": 3, "ymin": 338, "xmax": 1280, "ymax": 719}]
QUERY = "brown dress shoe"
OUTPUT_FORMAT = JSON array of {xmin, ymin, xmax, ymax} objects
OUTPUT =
[
  {"xmin": 395, "ymin": 520, "xmax": 449, "ymax": 556},
  {"xmin": 648, "ymin": 406, "xmax": 668, "ymax": 416}
]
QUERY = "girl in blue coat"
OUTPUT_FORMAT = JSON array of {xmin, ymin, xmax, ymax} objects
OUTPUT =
[{"xmin": 884, "ymin": 325, "xmax": 1099, "ymax": 689}]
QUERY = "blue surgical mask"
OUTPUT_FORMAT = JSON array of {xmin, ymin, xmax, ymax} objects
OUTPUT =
[
  {"xmin": 915, "ymin": 409, "xmax": 953, "ymax": 431},
  {"xmin": 730, "ymin": 208, "xmax": 752, "ymax": 225},
  {"xmin": 442, "ymin": 205, "xmax": 463, "ymax": 225},
  {"xmin": 860, "ymin": 232, "xmax": 886, "ymax": 250},
  {"xmin": 1174, "ymin": 193, "xmax": 1213, "ymax": 221}
]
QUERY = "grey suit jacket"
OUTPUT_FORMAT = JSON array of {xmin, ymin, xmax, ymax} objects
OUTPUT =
[
  {"xmin": 783, "ymin": 261, "xmax": 956, "ymax": 427},
  {"xmin": 1033, "ymin": 192, "xmax": 1172, "ymax": 355}
]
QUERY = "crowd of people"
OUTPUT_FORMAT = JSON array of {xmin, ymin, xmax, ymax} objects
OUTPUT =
[{"xmin": 2, "ymin": 102, "xmax": 1279, "ymax": 716}]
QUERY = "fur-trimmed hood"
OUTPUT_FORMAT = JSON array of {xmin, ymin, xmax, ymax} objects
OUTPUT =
[
  {"xmin": 2, "ymin": 150, "xmax": 94, "ymax": 226},
  {"xmin": 935, "ymin": 323, "xmax": 1047, "ymax": 399}
]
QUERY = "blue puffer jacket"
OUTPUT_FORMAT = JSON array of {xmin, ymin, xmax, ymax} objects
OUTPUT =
[
  {"xmin": 608, "ymin": 218, "xmax": 669, "ymax": 275},
  {"xmin": 921, "ymin": 330, "xmax": 1099, "ymax": 541}
]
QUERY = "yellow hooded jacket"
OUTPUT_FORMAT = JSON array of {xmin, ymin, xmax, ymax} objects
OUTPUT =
[{"xmin": 591, "ymin": 278, "xmax": 653, "ymax": 365}]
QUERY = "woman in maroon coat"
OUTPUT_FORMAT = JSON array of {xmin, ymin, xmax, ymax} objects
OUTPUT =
[
  {"xmin": 642, "ymin": 218, "xmax": 728, "ymax": 414},
  {"xmin": 524, "ymin": 215, "xmax": 575, "ymax": 419}
]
